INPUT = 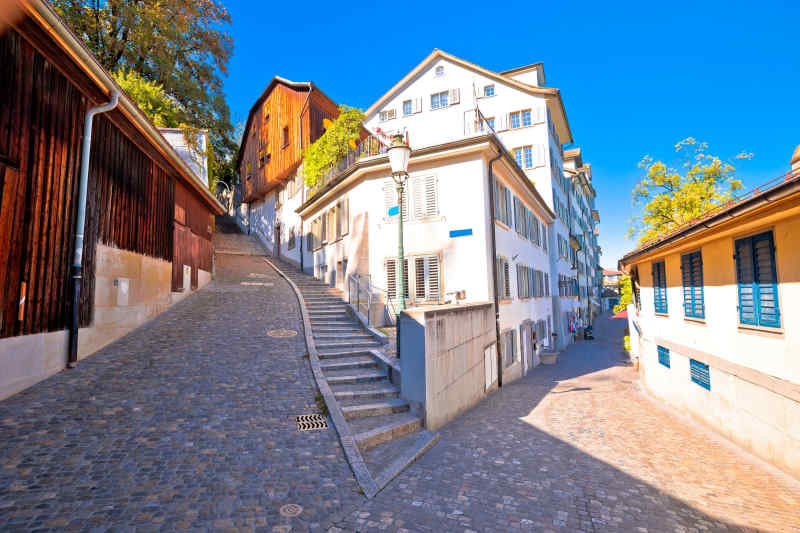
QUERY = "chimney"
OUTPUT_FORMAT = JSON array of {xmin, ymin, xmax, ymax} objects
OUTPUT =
[{"xmin": 792, "ymin": 145, "xmax": 800, "ymax": 173}]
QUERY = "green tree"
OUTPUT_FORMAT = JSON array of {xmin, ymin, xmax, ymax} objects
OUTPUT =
[
  {"xmin": 613, "ymin": 275, "xmax": 632, "ymax": 314},
  {"xmin": 112, "ymin": 69, "xmax": 184, "ymax": 128},
  {"xmin": 628, "ymin": 138, "xmax": 752, "ymax": 243},
  {"xmin": 51, "ymin": 0, "xmax": 236, "ymax": 185}
]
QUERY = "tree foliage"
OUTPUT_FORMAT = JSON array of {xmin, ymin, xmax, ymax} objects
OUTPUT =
[
  {"xmin": 613, "ymin": 275, "xmax": 632, "ymax": 314},
  {"xmin": 52, "ymin": 0, "xmax": 236, "ymax": 185},
  {"xmin": 112, "ymin": 69, "xmax": 184, "ymax": 128},
  {"xmin": 629, "ymin": 138, "xmax": 752, "ymax": 243},
  {"xmin": 302, "ymin": 106, "xmax": 365, "ymax": 188}
]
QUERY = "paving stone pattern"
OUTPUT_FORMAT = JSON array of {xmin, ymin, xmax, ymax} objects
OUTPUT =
[
  {"xmin": 0, "ymin": 220, "xmax": 365, "ymax": 532},
  {"xmin": 328, "ymin": 314, "xmax": 800, "ymax": 533}
]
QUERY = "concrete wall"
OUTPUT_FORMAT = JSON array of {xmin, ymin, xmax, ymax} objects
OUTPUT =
[
  {"xmin": 0, "ymin": 243, "xmax": 206, "ymax": 400},
  {"xmin": 628, "ymin": 209, "xmax": 800, "ymax": 478},
  {"xmin": 399, "ymin": 302, "xmax": 495, "ymax": 430}
]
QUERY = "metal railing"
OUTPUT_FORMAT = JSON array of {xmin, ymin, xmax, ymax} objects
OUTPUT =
[{"xmin": 348, "ymin": 273, "xmax": 398, "ymax": 326}]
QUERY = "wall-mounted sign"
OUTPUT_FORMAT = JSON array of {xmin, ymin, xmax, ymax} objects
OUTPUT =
[
  {"xmin": 388, "ymin": 205, "xmax": 399, "ymax": 216},
  {"xmin": 449, "ymin": 229, "xmax": 473, "ymax": 238}
]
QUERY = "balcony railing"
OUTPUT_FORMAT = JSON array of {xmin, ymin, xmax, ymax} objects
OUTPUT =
[{"xmin": 308, "ymin": 135, "xmax": 388, "ymax": 195}]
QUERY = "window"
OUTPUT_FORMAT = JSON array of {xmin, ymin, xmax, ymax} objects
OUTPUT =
[
  {"xmin": 493, "ymin": 179, "xmax": 513, "ymax": 227},
  {"xmin": 681, "ymin": 251, "xmax": 704, "ymax": 319},
  {"xmin": 690, "ymin": 359, "xmax": 710, "ymax": 390},
  {"xmin": 500, "ymin": 329, "xmax": 516, "ymax": 368},
  {"xmin": 383, "ymin": 176, "xmax": 437, "ymax": 222},
  {"xmin": 486, "ymin": 117, "xmax": 495, "ymax": 130},
  {"xmin": 386, "ymin": 257, "xmax": 410, "ymax": 302},
  {"xmin": 282, "ymin": 126, "xmax": 289, "ymax": 148},
  {"xmin": 496, "ymin": 256, "xmax": 511, "ymax": 300},
  {"xmin": 510, "ymin": 110, "xmax": 532, "ymax": 129},
  {"xmin": 403, "ymin": 100, "xmax": 412, "ymax": 116},
  {"xmin": 338, "ymin": 197, "xmax": 349, "ymax": 236},
  {"xmin": 414, "ymin": 255, "xmax": 441, "ymax": 302},
  {"xmin": 513, "ymin": 148, "xmax": 524, "ymax": 168},
  {"xmin": 483, "ymin": 84, "xmax": 495, "ymax": 97},
  {"xmin": 435, "ymin": 65, "xmax": 444, "ymax": 76},
  {"xmin": 735, "ymin": 231, "xmax": 780, "ymax": 328},
  {"xmin": 652, "ymin": 261, "xmax": 668, "ymax": 314},
  {"xmin": 288, "ymin": 226, "xmax": 296, "ymax": 250},
  {"xmin": 379, "ymin": 109, "xmax": 396, "ymax": 122},
  {"xmin": 657, "ymin": 345, "xmax": 670, "ymax": 368},
  {"xmin": 430, "ymin": 91, "xmax": 449, "ymax": 110},
  {"xmin": 523, "ymin": 146, "xmax": 533, "ymax": 168}
]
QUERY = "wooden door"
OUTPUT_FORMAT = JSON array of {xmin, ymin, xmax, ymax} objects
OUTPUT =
[{"xmin": 274, "ymin": 225, "xmax": 280, "ymax": 258}]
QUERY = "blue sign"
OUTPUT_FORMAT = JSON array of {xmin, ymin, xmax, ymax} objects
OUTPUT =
[
  {"xmin": 388, "ymin": 205, "xmax": 399, "ymax": 216},
  {"xmin": 449, "ymin": 229, "xmax": 473, "ymax": 238}
]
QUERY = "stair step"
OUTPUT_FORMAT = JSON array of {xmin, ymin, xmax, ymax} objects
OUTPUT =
[
  {"xmin": 313, "ymin": 327, "xmax": 363, "ymax": 333},
  {"xmin": 325, "ymin": 370, "xmax": 386, "ymax": 385},
  {"xmin": 319, "ymin": 356, "xmax": 377, "ymax": 371},
  {"xmin": 341, "ymin": 398, "xmax": 409, "ymax": 420},
  {"xmin": 314, "ymin": 333, "xmax": 373, "ymax": 342},
  {"xmin": 333, "ymin": 384, "xmax": 400, "ymax": 400},
  {"xmin": 316, "ymin": 340, "xmax": 381, "ymax": 350},
  {"xmin": 353, "ymin": 414, "xmax": 422, "ymax": 450},
  {"xmin": 310, "ymin": 316, "xmax": 352, "ymax": 323},
  {"xmin": 317, "ymin": 348, "xmax": 375, "ymax": 360}
]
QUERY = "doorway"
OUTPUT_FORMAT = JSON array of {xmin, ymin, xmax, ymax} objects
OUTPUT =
[{"xmin": 274, "ymin": 224, "xmax": 280, "ymax": 258}]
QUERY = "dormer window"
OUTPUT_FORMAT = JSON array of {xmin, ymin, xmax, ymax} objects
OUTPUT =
[
  {"xmin": 435, "ymin": 66, "xmax": 444, "ymax": 76},
  {"xmin": 379, "ymin": 109, "xmax": 396, "ymax": 122}
]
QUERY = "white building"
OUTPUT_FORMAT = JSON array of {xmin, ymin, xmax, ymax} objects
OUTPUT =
[
  {"xmin": 239, "ymin": 50, "xmax": 602, "ymax": 379},
  {"xmin": 158, "ymin": 128, "xmax": 209, "ymax": 187}
]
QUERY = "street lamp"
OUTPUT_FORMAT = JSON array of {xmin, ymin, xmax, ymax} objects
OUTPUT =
[{"xmin": 388, "ymin": 134, "xmax": 411, "ymax": 313}]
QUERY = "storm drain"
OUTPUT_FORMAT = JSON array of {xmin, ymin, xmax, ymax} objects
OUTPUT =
[{"xmin": 296, "ymin": 414, "xmax": 328, "ymax": 431}]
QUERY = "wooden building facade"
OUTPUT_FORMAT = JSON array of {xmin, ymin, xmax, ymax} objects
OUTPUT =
[
  {"xmin": 0, "ymin": 0, "xmax": 223, "ymax": 399},
  {"xmin": 238, "ymin": 77, "xmax": 339, "ymax": 202}
]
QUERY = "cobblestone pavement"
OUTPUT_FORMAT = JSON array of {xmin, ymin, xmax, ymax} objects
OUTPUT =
[
  {"xmin": 329, "ymin": 314, "xmax": 800, "ymax": 533},
  {"xmin": 0, "ymin": 228, "xmax": 364, "ymax": 531}
]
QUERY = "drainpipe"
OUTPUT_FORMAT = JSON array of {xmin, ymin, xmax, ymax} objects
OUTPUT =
[
  {"xmin": 487, "ymin": 149, "xmax": 503, "ymax": 387},
  {"xmin": 68, "ymin": 91, "xmax": 120, "ymax": 368},
  {"xmin": 298, "ymin": 84, "xmax": 313, "ymax": 274}
]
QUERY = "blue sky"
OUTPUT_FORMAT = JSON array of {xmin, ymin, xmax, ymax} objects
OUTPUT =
[{"xmin": 222, "ymin": 0, "xmax": 799, "ymax": 266}]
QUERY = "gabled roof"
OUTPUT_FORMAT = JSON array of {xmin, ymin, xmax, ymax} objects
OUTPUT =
[
  {"xmin": 499, "ymin": 62, "xmax": 545, "ymax": 85},
  {"xmin": 364, "ymin": 49, "xmax": 573, "ymax": 144},
  {"xmin": 234, "ymin": 77, "xmax": 339, "ymax": 170}
]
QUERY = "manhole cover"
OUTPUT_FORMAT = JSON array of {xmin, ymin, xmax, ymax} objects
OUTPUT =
[
  {"xmin": 268, "ymin": 329, "xmax": 297, "ymax": 338},
  {"xmin": 295, "ymin": 414, "xmax": 328, "ymax": 431},
  {"xmin": 279, "ymin": 503, "xmax": 304, "ymax": 517}
]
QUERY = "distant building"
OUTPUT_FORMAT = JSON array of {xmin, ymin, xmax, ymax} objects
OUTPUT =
[
  {"xmin": 603, "ymin": 268, "xmax": 623, "ymax": 286},
  {"xmin": 158, "ymin": 128, "xmax": 209, "ymax": 187},
  {"xmin": 601, "ymin": 287, "xmax": 620, "ymax": 312},
  {"xmin": 619, "ymin": 145, "xmax": 800, "ymax": 479}
]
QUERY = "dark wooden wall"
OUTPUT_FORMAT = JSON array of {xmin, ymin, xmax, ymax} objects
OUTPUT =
[
  {"xmin": 0, "ymin": 28, "xmax": 177, "ymax": 338},
  {"xmin": 172, "ymin": 182, "xmax": 212, "ymax": 291}
]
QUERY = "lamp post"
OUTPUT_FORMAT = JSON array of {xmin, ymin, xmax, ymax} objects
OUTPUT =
[{"xmin": 388, "ymin": 134, "xmax": 411, "ymax": 314}]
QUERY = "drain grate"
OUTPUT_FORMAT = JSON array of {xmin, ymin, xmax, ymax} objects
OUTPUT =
[
  {"xmin": 279, "ymin": 503, "xmax": 304, "ymax": 517},
  {"xmin": 268, "ymin": 329, "xmax": 297, "ymax": 338},
  {"xmin": 296, "ymin": 414, "xmax": 328, "ymax": 431}
]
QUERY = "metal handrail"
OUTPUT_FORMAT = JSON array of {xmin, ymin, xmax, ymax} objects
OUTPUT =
[{"xmin": 348, "ymin": 273, "xmax": 398, "ymax": 326}]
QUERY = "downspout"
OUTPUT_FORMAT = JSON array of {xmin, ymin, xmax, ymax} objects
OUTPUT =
[
  {"xmin": 487, "ymin": 149, "xmax": 504, "ymax": 387},
  {"xmin": 298, "ymin": 84, "xmax": 313, "ymax": 274},
  {"xmin": 68, "ymin": 91, "xmax": 120, "ymax": 368}
]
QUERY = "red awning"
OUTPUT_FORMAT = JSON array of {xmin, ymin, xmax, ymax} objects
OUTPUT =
[{"xmin": 612, "ymin": 309, "xmax": 628, "ymax": 319}]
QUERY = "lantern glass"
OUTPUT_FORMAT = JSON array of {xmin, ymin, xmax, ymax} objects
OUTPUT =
[{"xmin": 388, "ymin": 134, "xmax": 410, "ymax": 175}]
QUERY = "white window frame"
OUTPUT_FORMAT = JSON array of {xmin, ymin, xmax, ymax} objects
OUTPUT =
[
  {"xmin": 379, "ymin": 108, "xmax": 396, "ymax": 122},
  {"xmin": 430, "ymin": 91, "xmax": 449, "ymax": 110},
  {"xmin": 483, "ymin": 84, "xmax": 495, "ymax": 97}
]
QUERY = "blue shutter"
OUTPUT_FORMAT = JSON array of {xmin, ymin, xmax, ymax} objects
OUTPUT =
[
  {"xmin": 752, "ymin": 232, "xmax": 780, "ymax": 327},
  {"xmin": 657, "ymin": 345, "xmax": 670, "ymax": 368},
  {"xmin": 690, "ymin": 359, "xmax": 710, "ymax": 390},
  {"xmin": 681, "ymin": 252, "xmax": 704, "ymax": 318},
  {"xmin": 652, "ymin": 261, "xmax": 667, "ymax": 314},
  {"xmin": 735, "ymin": 237, "xmax": 756, "ymax": 325}
]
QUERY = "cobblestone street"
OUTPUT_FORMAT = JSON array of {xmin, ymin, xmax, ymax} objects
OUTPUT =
[
  {"xmin": 329, "ymin": 314, "xmax": 800, "ymax": 533},
  {"xmin": 2, "ymin": 227, "xmax": 799, "ymax": 532},
  {"xmin": 0, "ymin": 228, "xmax": 363, "ymax": 532}
]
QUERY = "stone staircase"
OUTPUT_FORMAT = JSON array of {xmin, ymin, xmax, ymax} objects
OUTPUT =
[{"xmin": 268, "ymin": 257, "xmax": 439, "ymax": 493}]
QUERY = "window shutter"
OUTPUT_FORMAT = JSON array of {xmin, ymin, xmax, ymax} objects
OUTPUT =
[
  {"xmin": 534, "ymin": 106, "xmax": 545, "ymax": 123},
  {"xmin": 753, "ymin": 233, "xmax": 780, "ymax": 327},
  {"xmin": 534, "ymin": 144, "xmax": 545, "ymax": 167},
  {"xmin": 505, "ymin": 188, "xmax": 512, "ymax": 226},
  {"xmin": 415, "ymin": 257, "xmax": 426, "ymax": 300},
  {"xmin": 450, "ymin": 88, "xmax": 460, "ymax": 104},
  {"xmin": 383, "ymin": 181, "xmax": 396, "ymax": 219},
  {"xmin": 386, "ymin": 259, "xmax": 397, "ymax": 301},
  {"xmin": 545, "ymin": 273, "xmax": 550, "ymax": 296},
  {"xmin": 735, "ymin": 238, "xmax": 756, "ymax": 325},
  {"xmin": 412, "ymin": 177, "xmax": 425, "ymax": 220},
  {"xmin": 513, "ymin": 197, "xmax": 520, "ymax": 232},
  {"xmin": 503, "ymin": 259, "xmax": 511, "ymax": 299},
  {"xmin": 342, "ymin": 197, "xmax": 350, "ymax": 235},
  {"xmin": 517, "ymin": 264, "xmax": 523, "ymax": 298},
  {"xmin": 424, "ymin": 175, "xmax": 438, "ymax": 217},
  {"xmin": 427, "ymin": 255, "xmax": 441, "ymax": 301},
  {"xmin": 414, "ymin": 97, "xmax": 423, "ymax": 113}
]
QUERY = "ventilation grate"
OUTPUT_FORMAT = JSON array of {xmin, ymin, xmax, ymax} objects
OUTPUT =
[{"xmin": 296, "ymin": 414, "xmax": 328, "ymax": 431}]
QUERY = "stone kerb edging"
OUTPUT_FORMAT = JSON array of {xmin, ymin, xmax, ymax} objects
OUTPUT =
[{"xmin": 263, "ymin": 257, "xmax": 380, "ymax": 499}]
